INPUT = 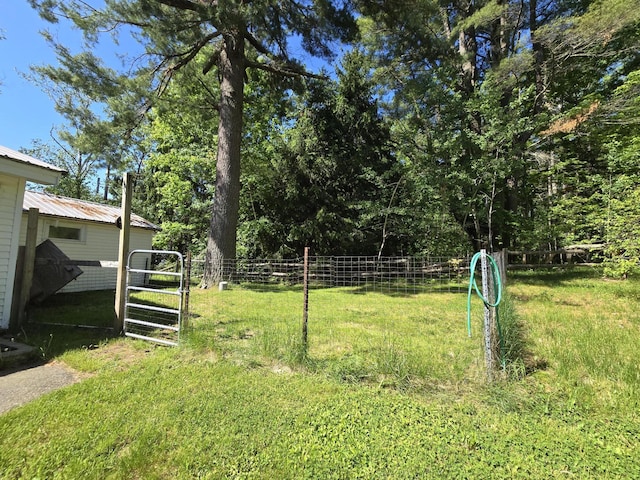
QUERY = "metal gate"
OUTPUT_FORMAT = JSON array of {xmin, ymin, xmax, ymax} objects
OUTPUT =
[{"xmin": 124, "ymin": 250, "xmax": 184, "ymax": 346}]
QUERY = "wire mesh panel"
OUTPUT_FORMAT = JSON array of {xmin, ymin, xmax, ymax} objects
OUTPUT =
[
  {"xmin": 308, "ymin": 256, "xmax": 470, "ymax": 293},
  {"xmin": 189, "ymin": 255, "xmax": 470, "ymax": 293},
  {"xmin": 56, "ymin": 264, "xmax": 119, "ymax": 293},
  {"xmin": 184, "ymin": 254, "xmax": 476, "ymax": 390},
  {"xmin": 124, "ymin": 250, "xmax": 184, "ymax": 346}
]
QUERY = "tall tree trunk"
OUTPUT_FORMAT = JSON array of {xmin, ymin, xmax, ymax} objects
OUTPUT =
[
  {"xmin": 458, "ymin": 26, "xmax": 477, "ymax": 94},
  {"xmin": 203, "ymin": 31, "xmax": 245, "ymax": 287},
  {"xmin": 103, "ymin": 162, "xmax": 111, "ymax": 201},
  {"xmin": 529, "ymin": 0, "xmax": 545, "ymax": 115}
]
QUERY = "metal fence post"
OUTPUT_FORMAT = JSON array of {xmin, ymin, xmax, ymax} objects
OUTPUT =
[
  {"xmin": 183, "ymin": 250, "xmax": 191, "ymax": 329},
  {"xmin": 302, "ymin": 247, "xmax": 310, "ymax": 350}
]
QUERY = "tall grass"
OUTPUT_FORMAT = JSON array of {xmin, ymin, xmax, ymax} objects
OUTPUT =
[
  {"xmin": 495, "ymin": 292, "xmax": 529, "ymax": 378},
  {"xmin": 185, "ymin": 285, "xmax": 482, "ymax": 391},
  {"xmin": 508, "ymin": 270, "xmax": 640, "ymax": 414},
  {"xmin": 181, "ymin": 271, "xmax": 640, "ymax": 415}
]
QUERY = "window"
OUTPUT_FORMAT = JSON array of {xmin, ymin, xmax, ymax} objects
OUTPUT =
[{"xmin": 48, "ymin": 225, "xmax": 82, "ymax": 241}]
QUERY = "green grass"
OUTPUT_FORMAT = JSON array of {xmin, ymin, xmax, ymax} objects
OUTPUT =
[
  {"xmin": 6, "ymin": 290, "xmax": 117, "ymax": 365},
  {"xmin": 185, "ymin": 284, "xmax": 480, "ymax": 389},
  {"xmin": 28, "ymin": 289, "xmax": 116, "ymax": 328},
  {"xmin": 1, "ymin": 270, "xmax": 640, "ymax": 478}
]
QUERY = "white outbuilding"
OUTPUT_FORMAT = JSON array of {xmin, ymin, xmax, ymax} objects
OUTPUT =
[
  {"xmin": 21, "ymin": 190, "xmax": 158, "ymax": 296},
  {"xmin": 0, "ymin": 145, "xmax": 64, "ymax": 330}
]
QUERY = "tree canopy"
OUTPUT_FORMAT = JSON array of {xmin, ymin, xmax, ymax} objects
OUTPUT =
[
  {"xmin": 29, "ymin": 0, "xmax": 356, "ymax": 284},
  {"xmin": 27, "ymin": 0, "xmax": 640, "ymax": 277}
]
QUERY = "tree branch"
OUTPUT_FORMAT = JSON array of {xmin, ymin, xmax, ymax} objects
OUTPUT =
[
  {"xmin": 155, "ymin": 31, "xmax": 220, "ymax": 93},
  {"xmin": 202, "ymin": 44, "xmax": 222, "ymax": 74},
  {"xmin": 172, "ymin": 31, "xmax": 220, "ymax": 69},
  {"xmin": 245, "ymin": 60, "xmax": 327, "ymax": 80},
  {"xmin": 156, "ymin": 0, "xmax": 215, "ymax": 14},
  {"xmin": 197, "ymin": 76, "xmax": 220, "ymax": 109},
  {"xmin": 244, "ymin": 31, "xmax": 271, "ymax": 56}
]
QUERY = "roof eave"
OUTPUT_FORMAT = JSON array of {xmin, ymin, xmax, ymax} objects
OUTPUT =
[
  {"xmin": 21, "ymin": 208, "xmax": 159, "ymax": 231},
  {"xmin": 0, "ymin": 157, "xmax": 64, "ymax": 185}
]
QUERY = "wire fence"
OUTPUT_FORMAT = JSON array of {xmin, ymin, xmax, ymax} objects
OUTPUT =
[
  {"xmin": 188, "ymin": 255, "xmax": 471, "ymax": 294},
  {"xmin": 180, "ymin": 254, "xmax": 480, "ymax": 388},
  {"xmin": 25, "ymin": 252, "xmax": 492, "ymax": 388},
  {"xmin": 28, "ymin": 254, "xmax": 474, "ymax": 373}
]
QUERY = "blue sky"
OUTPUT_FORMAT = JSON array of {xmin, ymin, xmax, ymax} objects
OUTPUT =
[
  {"xmin": 0, "ymin": 2, "xmax": 76, "ymax": 151},
  {"xmin": 0, "ymin": 2, "xmax": 142, "ymax": 153},
  {"xmin": 0, "ymin": 3, "xmax": 337, "ymax": 155}
]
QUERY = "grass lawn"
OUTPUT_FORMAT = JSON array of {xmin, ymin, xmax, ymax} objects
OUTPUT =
[{"xmin": 1, "ymin": 269, "xmax": 639, "ymax": 478}]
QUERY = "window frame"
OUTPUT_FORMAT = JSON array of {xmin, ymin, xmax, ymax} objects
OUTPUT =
[{"xmin": 45, "ymin": 220, "xmax": 86, "ymax": 244}]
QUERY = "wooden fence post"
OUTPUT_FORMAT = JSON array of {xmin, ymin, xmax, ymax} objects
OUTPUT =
[
  {"xmin": 114, "ymin": 172, "xmax": 133, "ymax": 332},
  {"xmin": 15, "ymin": 208, "xmax": 39, "ymax": 329},
  {"xmin": 491, "ymin": 248, "xmax": 508, "ymax": 286}
]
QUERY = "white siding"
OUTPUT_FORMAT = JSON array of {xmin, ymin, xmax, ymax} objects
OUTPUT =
[
  {"xmin": 0, "ymin": 174, "xmax": 26, "ymax": 329},
  {"xmin": 20, "ymin": 216, "xmax": 154, "ymax": 293}
]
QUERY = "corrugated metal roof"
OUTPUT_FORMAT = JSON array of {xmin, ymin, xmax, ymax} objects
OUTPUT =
[
  {"xmin": 0, "ymin": 145, "xmax": 66, "ymax": 173},
  {"xmin": 23, "ymin": 190, "xmax": 159, "ymax": 231}
]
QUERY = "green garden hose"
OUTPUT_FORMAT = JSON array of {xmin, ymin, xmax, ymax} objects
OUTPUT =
[{"xmin": 467, "ymin": 251, "xmax": 505, "ymax": 366}]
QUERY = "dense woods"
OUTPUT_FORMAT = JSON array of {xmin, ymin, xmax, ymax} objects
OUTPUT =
[{"xmin": 26, "ymin": 0, "xmax": 640, "ymax": 278}]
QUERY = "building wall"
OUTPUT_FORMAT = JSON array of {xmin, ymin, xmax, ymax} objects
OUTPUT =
[
  {"xmin": 19, "ymin": 215, "xmax": 154, "ymax": 292},
  {"xmin": 0, "ymin": 174, "xmax": 26, "ymax": 329}
]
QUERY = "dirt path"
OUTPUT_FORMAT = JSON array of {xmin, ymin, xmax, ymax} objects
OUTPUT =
[{"xmin": 0, "ymin": 361, "xmax": 83, "ymax": 415}]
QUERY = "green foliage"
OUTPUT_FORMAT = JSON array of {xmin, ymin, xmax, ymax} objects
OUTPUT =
[
  {"xmin": 29, "ymin": 0, "xmax": 358, "ymax": 279},
  {"xmin": 25, "ymin": 0, "xmax": 640, "ymax": 262},
  {"xmin": 240, "ymin": 51, "xmax": 405, "ymax": 256},
  {"xmin": 603, "ymin": 185, "xmax": 640, "ymax": 277},
  {"xmin": 23, "ymin": 138, "xmax": 100, "ymax": 200},
  {"xmin": 357, "ymin": 0, "xmax": 640, "ymax": 256},
  {"xmin": 535, "ymin": 1, "xmax": 640, "ymax": 256},
  {"xmin": 456, "ymin": 0, "xmax": 509, "ymax": 32},
  {"xmin": 134, "ymin": 107, "xmax": 216, "ymax": 253},
  {"xmin": 358, "ymin": 0, "xmax": 548, "ymax": 250}
]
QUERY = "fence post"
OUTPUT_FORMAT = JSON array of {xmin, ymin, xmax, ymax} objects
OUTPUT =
[
  {"xmin": 491, "ymin": 248, "xmax": 508, "ymax": 286},
  {"xmin": 114, "ymin": 172, "xmax": 133, "ymax": 333},
  {"xmin": 481, "ymin": 249, "xmax": 496, "ymax": 382},
  {"xmin": 502, "ymin": 248, "xmax": 508, "ymax": 284},
  {"xmin": 15, "ymin": 208, "xmax": 39, "ymax": 330},
  {"xmin": 302, "ymin": 247, "xmax": 310, "ymax": 351},
  {"xmin": 183, "ymin": 250, "xmax": 191, "ymax": 329}
]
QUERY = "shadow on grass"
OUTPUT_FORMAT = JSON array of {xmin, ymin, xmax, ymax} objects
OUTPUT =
[
  {"xmin": 231, "ymin": 282, "xmax": 468, "ymax": 297},
  {"xmin": 497, "ymin": 293, "xmax": 549, "ymax": 379},
  {"xmin": 509, "ymin": 267, "xmax": 602, "ymax": 286},
  {"xmin": 15, "ymin": 290, "xmax": 118, "ymax": 360},
  {"xmin": 339, "ymin": 283, "xmax": 468, "ymax": 297},
  {"xmin": 224, "ymin": 283, "xmax": 304, "ymax": 294}
]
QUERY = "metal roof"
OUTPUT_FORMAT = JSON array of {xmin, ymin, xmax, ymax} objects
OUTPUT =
[
  {"xmin": 23, "ymin": 190, "xmax": 159, "ymax": 231},
  {"xmin": 0, "ymin": 145, "xmax": 66, "ymax": 173}
]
